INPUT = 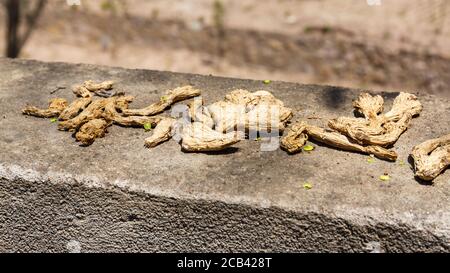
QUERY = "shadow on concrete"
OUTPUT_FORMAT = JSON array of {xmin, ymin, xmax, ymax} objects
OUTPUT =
[{"xmin": 322, "ymin": 86, "xmax": 350, "ymax": 109}]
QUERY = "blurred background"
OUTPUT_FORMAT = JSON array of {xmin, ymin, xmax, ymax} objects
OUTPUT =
[{"xmin": 1, "ymin": 0, "xmax": 449, "ymax": 97}]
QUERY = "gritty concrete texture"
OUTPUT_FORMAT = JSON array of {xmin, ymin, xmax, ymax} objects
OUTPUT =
[{"xmin": 0, "ymin": 58, "xmax": 449, "ymax": 253}]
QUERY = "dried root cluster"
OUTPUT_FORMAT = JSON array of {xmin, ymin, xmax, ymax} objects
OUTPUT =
[
  {"xmin": 411, "ymin": 134, "xmax": 450, "ymax": 181},
  {"xmin": 181, "ymin": 89, "xmax": 292, "ymax": 151},
  {"xmin": 23, "ymin": 81, "xmax": 292, "ymax": 152},
  {"xmin": 23, "ymin": 81, "xmax": 199, "ymax": 146},
  {"xmin": 281, "ymin": 92, "xmax": 423, "ymax": 161}
]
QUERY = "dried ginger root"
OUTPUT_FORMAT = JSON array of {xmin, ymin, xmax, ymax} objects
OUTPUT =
[
  {"xmin": 75, "ymin": 119, "xmax": 110, "ymax": 145},
  {"xmin": 329, "ymin": 92, "xmax": 422, "ymax": 147},
  {"xmin": 305, "ymin": 125, "xmax": 397, "ymax": 161},
  {"xmin": 22, "ymin": 98, "xmax": 68, "ymax": 118},
  {"xmin": 58, "ymin": 99, "xmax": 109, "ymax": 131},
  {"xmin": 59, "ymin": 98, "xmax": 92, "ymax": 121},
  {"xmin": 144, "ymin": 118, "xmax": 176, "ymax": 148},
  {"xmin": 281, "ymin": 121, "xmax": 397, "ymax": 161},
  {"xmin": 208, "ymin": 89, "xmax": 292, "ymax": 134},
  {"xmin": 102, "ymin": 95, "xmax": 163, "ymax": 127},
  {"xmin": 411, "ymin": 134, "xmax": 450, "ymax": 181},
  {"xmin": 280, "ymin": 91, "xmax": 418, "ymax": 161},
  {"xmin": 187, "ymin": 98, "xmax": 214, "ymax": 128},
  {"xmin": 122, "ymin": 85, "xmax": 201, "ymax": 116},
  {"xmin": 181, "ymin": 122, "xmax": 241, "ymax": 152},
  {"xmin": 72, "ymin": 80, "xmax": 114, "ymax": 98},
  {"xmin": 280, "ymin": 121, "xmax": 309, "ymax": 153}
]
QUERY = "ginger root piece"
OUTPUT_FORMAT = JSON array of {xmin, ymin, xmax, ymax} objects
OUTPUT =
[
  {"xmin": 58, "ymin": 99, "xmax": 109, "ymax": 131},
  {"xmin": 209, "ymin": 89, "xmax": 292, "ymax": 134},
  {"xmin": 411, "ymin": 134, "xmax": 450, "ymax": 181},
  {"xmin": 280, "ymin": 121, "xmax": 309, "ymax": 153},
  {"xmin": 58, "ymin": 98, "xmax": 92, "ymax": 121},
  {"xmin": 72, "ymin": 80, "xmax": 115, "ymax": 98},
  {"xmin": 353, "ymin": 92, "xmax": 384, "ymax": 122},
  {"xmin": 181, "ymin": 122, "xmax": 241, "ymax": 152},
  {"xmin": 75, "ymin": 118, "xmax": 110, "ymax": 145},
  {"xmin": 102, "ymin": 96, "xmax": 162, "ymax": 127},
  {"xmin": 305, "ymin": 125, "xmax": 397, "ymax": 161},
  {"xmin": 188, "ymin": 98, "xmax": 214, "ymax": 128},
  {"xmin": 22, "ymin": 98, "xmax": 68, "ymax": 118},
  {"xmin": 281, "ymin": 121, "xmax": 398, "ymax": 161},
  {"xmin": 145, "ymin": 118, "xmax": 176, "ymax": 148},
  {"xmin": 123, "ymin": 85, "xmax": 201, "ymax": 116},
  {"xmin": 83, "ymin": 80, "xmax": 114, "ymax": 92},
  {"xmin": 329, "ymin": 92, "xmax": 422, "ymax": 147}
]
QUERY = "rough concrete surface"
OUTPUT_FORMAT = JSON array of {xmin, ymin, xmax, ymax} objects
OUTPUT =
[{"xmin": 0, "ymin": 58, "xmax": 449, "ymax": 253}]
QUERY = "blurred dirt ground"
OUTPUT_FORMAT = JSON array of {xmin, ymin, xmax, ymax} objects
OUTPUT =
[{"xmin": 1, "ymin": 0, "xmax": 449, "ymax": 97}]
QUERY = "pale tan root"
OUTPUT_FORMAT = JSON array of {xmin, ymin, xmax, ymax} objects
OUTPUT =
[
  {"xmin": 329, "ymin": 92, "xmax": 422, "ymax": 147},
  {"xmin": 72, "ymin": 80, "xmax": 115, "ymax": 98},
  {"xmin": 22, "ymin": 98, "xmax": 68, "ymax": 118},
  {"xmin": 352, "ymin": 92, "xmax": 384, "ymax": 122},
  {"xmin": 209, "ymin": 90, "xmax": 292, "ymax": 134},
  {"xmin": 305, "ymin": 125, "xmax": 398, "ymax": 161},
  {"xmin": 280, "ymin": 121, "xmax": 309, "ymax": 153},
  {"xmin": 181, "ymin": 122, "xmax": 241, "ymax": 152},
  {"xmin": 224, "ymin": 89, "xmax": 293, "ymax": 123},
  {"xmin": 144, "ymin": 118, "xmax": 176, "ymax": 148},
  {"xmin": 58, "ymin": 98, "xmax": 92, "ymax": 121},
  {"xmin": 75, "ymin": 118, "xmax": 110, "ymax": 145},
  {"xmin": 411, "ymin": 134, "xmax": 450, "ymax": 181},
  {"xmin": 282, "ymin": 121, "xmax": 397, "ymax": 161},
  {"xmin": 83, "ymin": 80, "xmax": 114, "ymax": 92},
  {"xmin": 122, "ymin": 85, "xmax": 201, "ymax": 116},
  {"xmin": 384, "ymin": 92, "xmax": 422, "ymax": 122},
  {"xmin": 102, "ymin": 96, "xmax": 162, "ymax": 127},
  {"xmin": 187, "ymin": 98, "xmax": 214, "ymax": 128}
]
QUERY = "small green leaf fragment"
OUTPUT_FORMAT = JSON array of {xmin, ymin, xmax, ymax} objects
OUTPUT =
[
  {"xmin": 160, "ymin": 96, "xmax": 168, "ymax": 103},
  {"xmin": 254, "ymin": 137, "xmax": 261, "ymax": 141},
  {"xmin": 144, "ymin": 123, "xmax": 152, "ymax": 131},
  {"xmin": 303, "ymin": 183, "xmax": 313, "ymax": 190},
  {"xmin": 303, "ymin": 144, "xmax": 315, "ymax": 151},
  {"xmin": 367, "ymin": 156, "xmax": 375, "ymax": 163},
  {"xmin": 50, "ymin": 118, "xmax": 58, "ymax": 123},
  {"xmin": 263, "ymin": 80, "xmax": 272, "ymax": 84},
  {"xmin": 379, "ymin": 175, "xmax": 390, "ymax": 182}
]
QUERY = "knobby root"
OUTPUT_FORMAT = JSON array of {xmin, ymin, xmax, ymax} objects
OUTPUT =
[
  {"xmin": 144, "ymin": 118, "xmax": 176, "ymax": 148},
  {"xmin": 208, "ymin": 89, "xmax": 292, "ymax": 134},
  {"xmin": 75, "ymin": 119, "xmax": 111, "ymax": 145},
  {"xmin": 181, "ymin": 122, "xmax": 242, "ymax": 152},
  {"xmin": 411, "ymin": 134, "xmax": 450, "ymax": 181},
  {"xmin": 281, "ymin": 122, "xmax": 397, "ymax": 161},
  {"xmin": 59, "ymin": 98, "xmax": 92, "ymax": 121},
  {"xmin": 280, "ymin": 92, "xmax": 419, "ymax": 161},
  {"xmin": 123, "ymin": 85, "xmax": 201, "ymax": 116},
  {"xmin": 72, "ymin": 80, "xmax": 114, "ymax": 98},
  {"xmin": 22, "ymin": 98, "xmax": 68, "ymax": 118},
  {"xmin": 329, "ymin": 92, "xmax": 422, "ymax": 147}
]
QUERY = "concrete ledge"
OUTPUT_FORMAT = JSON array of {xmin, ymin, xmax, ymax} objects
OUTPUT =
[{"xmin": 0, "ymin": 58, "xmax": 449, "ymax": 252}]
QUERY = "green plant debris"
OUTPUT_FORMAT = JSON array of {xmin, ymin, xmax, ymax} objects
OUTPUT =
[
  {"xmin": 303, "ymin": 182, "xmax": 313, "ymax": 190},
  {"xmin": 379, "ymin": 174, "xmax": 390, "ymax": 181},
  {"xmin": 254, "ymin": 137, "xmax": 261, "ymax": 141},
  {"xmin": 144, "ymin": 123, "xmax": 152, "ymax": 131},
  {"xmin": 367, "ymin": 155, "xmax": 376, "ymax": 163},
  {"xmin": 303, "ymin": 144, "xmax": 315, "ymax": 152},
  {"xmin": 263, "ymin": 80, "xmax": 272, "ymax": 84},
  {"xmin": 50, "ymin": 118, "xmax": 58, "ymax": 123}
]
